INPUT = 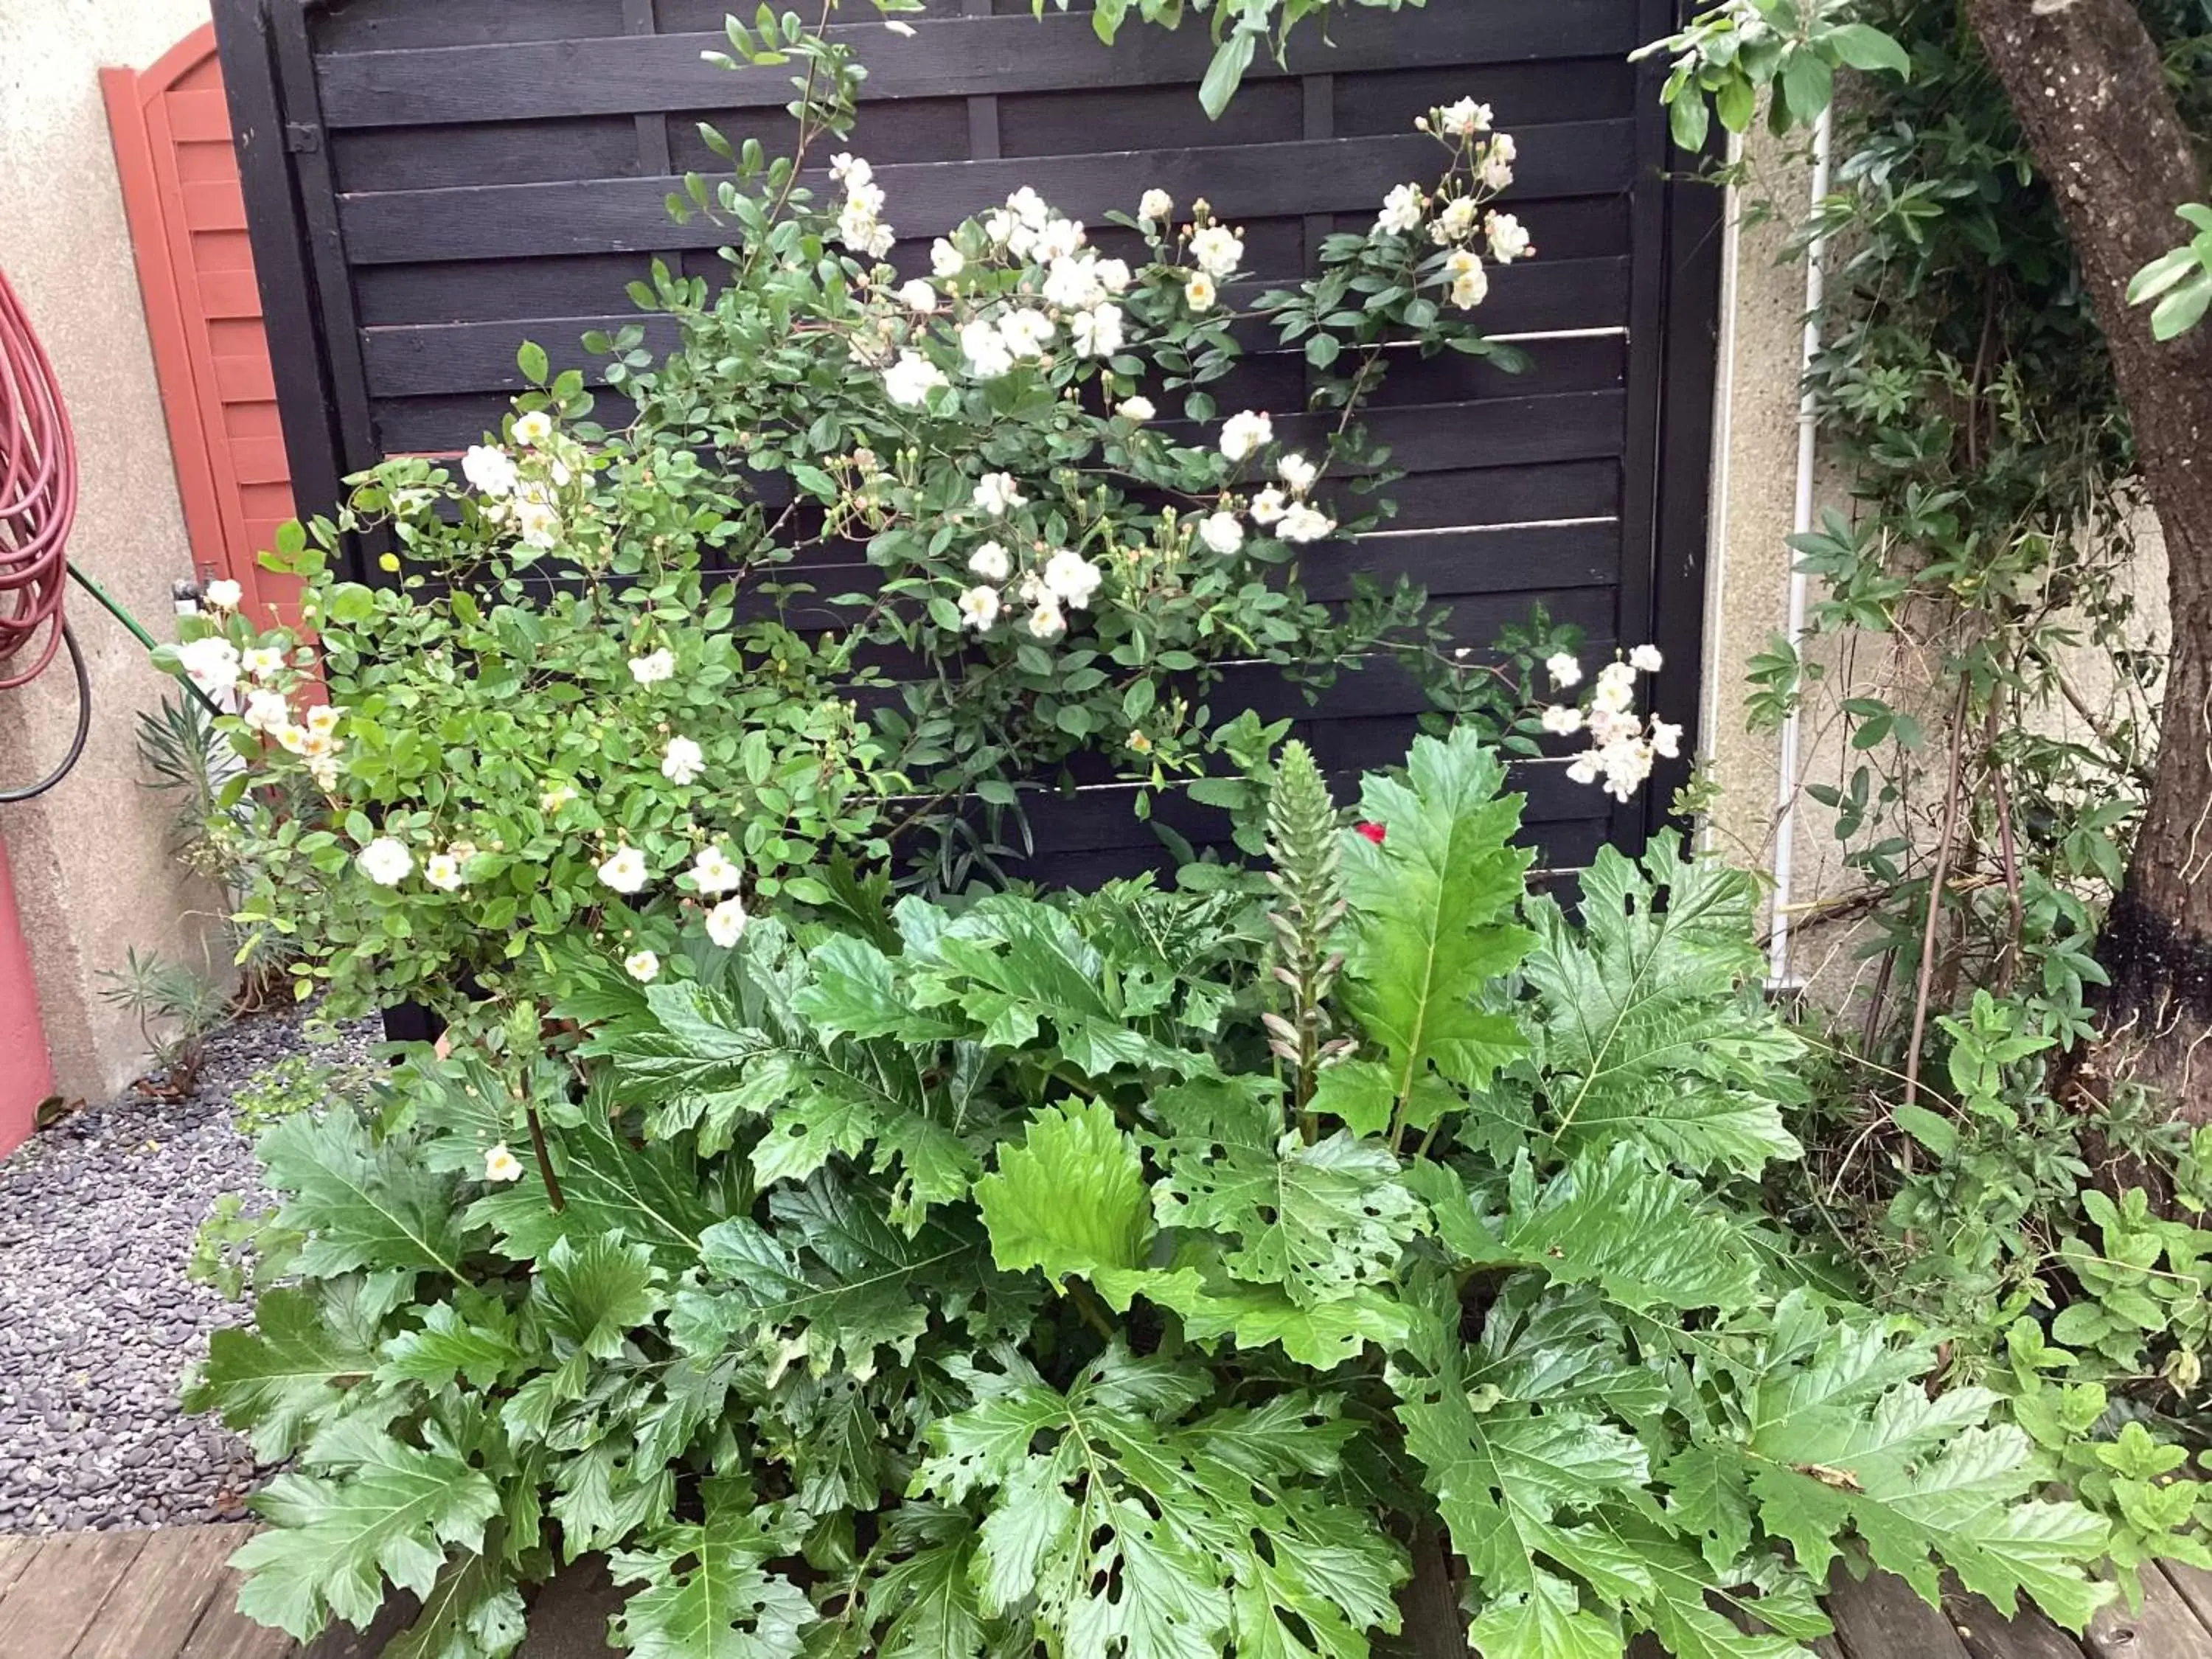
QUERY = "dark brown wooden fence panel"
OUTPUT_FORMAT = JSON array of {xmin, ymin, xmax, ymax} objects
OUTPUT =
[{"xmin": 210, "ymin": 0, "xmax": 1722, "ymax": 883}]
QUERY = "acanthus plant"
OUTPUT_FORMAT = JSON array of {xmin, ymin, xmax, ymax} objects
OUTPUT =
[{"xmin": 188, "ymin": 728, "xmax": 2114, "ymax": 1659}]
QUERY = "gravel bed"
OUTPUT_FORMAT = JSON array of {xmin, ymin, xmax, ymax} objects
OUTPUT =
[{"xmin": 0, "ymin": 1004, "xmax": 375, "ymax": 1532}]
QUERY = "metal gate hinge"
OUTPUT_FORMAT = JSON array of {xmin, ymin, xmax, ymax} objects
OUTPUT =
[{"xmin": 285, "ymin": 122, "xmax": 323, "ymax": 153}]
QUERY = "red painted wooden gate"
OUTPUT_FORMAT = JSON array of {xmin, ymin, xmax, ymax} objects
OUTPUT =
[{"xmin": 103, "ymin": 23, "xmax": 296, "ymax": 625}]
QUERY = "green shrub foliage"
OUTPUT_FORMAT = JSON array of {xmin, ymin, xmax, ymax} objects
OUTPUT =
[{"xmin": 189, "ymin": 731, "xmax": 2112, "ymax": 1658}]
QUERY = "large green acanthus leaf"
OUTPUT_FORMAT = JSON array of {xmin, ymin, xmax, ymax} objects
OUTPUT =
[
  {"xmin": 535, "ymin": 1233, "xmax": 665, "ymax": 1360},
  {"xmin": 914, "ymin": 1346, "xmax": 1404, "ymax": 1659},
  {"xmin": 1467, "ymin": 1570, "xmax": 1624, "ymax": 1659},
  {"xmin": 377, "ymin": 1296, "xmax": 528, "ymax": 1394},
  {"xmin": 908, "ymin": 897, "xmax": 1203, "ymax": 1078},
  {"xmin": 1411, "ymin": 1146, "xmax": 1759, "ymax": 1312},
  {"xmin": 1097, "ymin": 1262, "xmax": 1412, "ymax": 1369},
  {"xmin": 1153, "ymin": 1081, "xmax": 1422, "ymax": 1307},
  {"xmin": 976, "ymin": 1099, "xmax": 1152, "ymax": 1282},
  {"xmin": 1391, "ymin": 1280, "xmax": 1649, "ymax": 1599},
  {"xmin": 1524, "ymin": 838, "xmax": 1803, "ymax": 1177},
  {"xmin": 791, "ymin": 933, "xmax": 970, "ymax": 1042},
  {"xmin": 1340, "ymin": 727, "xmax": 1537, "ymax": 1127},
  {"xmin": 467, "ymin": 1100, "xmax": 724, "ymax": 1266},
  {"xmin": 235, "ymin": 1436, "xmax": 502, "ymax": 1638},
  {"xmin": 608, "ymin": 1481, "xmax": 815, "ymax": 1659},
  {"xmin": 260, "ymin": 1110, "xmax": 471, "ymax": 1281},
  {"xmin": 380, "ymin": 1527, "xmax": 527, "ymax": 1659},
  {"xmin": 672, "ymin": 1170, "xmax": 984, "ymax": 1375},
  {"xmin": 185, "ymin": 1285, "xmax": 378, "ymax": 1461},
  {"xmin": 1732, "ymin": 1294, "xmax": 2114, "ymax": 1630},
  {"xmin": 864, "ymin": 1506, "xmax": 993, "ymax": 1659}
]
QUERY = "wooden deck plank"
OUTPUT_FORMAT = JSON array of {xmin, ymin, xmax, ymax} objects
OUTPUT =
[
  {"xmin": 2157, "ymin": 1562, "xmax": 2212, "ymax": 1635},
  {"xmin": 2086, "ymin": 1564, "xmax": 2212, "ymax": 1659},
  {"xmin": 1949, "ymin": 1588, "xmax": 2087, "ymax": 1659},
  {"xmin": 0, "ymin": 1531, "xmax": 151, "ymax": 1659},
  {"xmin": 0, "ymin": 1540, "xmax": 43, "ymax": 1604},
  {"xmin": 73, "ymin": 1525, "xmax": 256, "ymax": 1659},
  {"xmin": 1826, "ymin": 1568, "xmax": 1972, "ymax": 1659}
]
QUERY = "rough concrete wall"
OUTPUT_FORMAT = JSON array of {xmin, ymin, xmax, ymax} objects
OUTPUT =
[{"xmin": 0, "ymin": 0, "xmax": 226, "ymax": 1106}]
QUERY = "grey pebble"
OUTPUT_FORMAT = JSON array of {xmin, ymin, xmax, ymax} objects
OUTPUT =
[{"xmin": 0, "ymin": 1004, "xmax": 377, "ymax": 1533}]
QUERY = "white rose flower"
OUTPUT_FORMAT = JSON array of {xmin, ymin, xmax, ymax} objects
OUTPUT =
[
  {"xmin": 1592, "ymin": 665, "xmax": 1636, "ymax": 714},
  {"xmin": 1220, "ymin": 410, "xmax": 1273, "ymax": 463},
  {"xmin": 1043, "ymin": 255, "xmax": 1105, "ymax": 310},
  {"xmin": 243, "ymin": 644, "xmax": 286, "ymax": 678},
  {"xmin": 958, "ymin": 585, "xmax": 1003, "ymax": 630},
  {"xmin": 513, "ymin": 488, "xmax": 560, "ymax": 550},
  {"xmin": 243, "ymin": 689, "xmax": 290, "ymax": 734},
  {"xmin": 930, "ymin": 237, "xmax": 965, "ymax": 278},
  {"xmin": 1071, "ymin": 303, "xmax": 1124, "ymax": 358},
  {"xmin": 540, "ymin": 782, "xmax": 578, "ymax": 815},
  {"xmin": 1250, "ymin": 487, "xmax": 1288, "ymax": 526},
  {"xmin": 1439, "ymin": 97, "xmax": 1492, "ymax": 138},
  {"xmin": 424, "ymin": 850, "xmax": 466, "ymax": 891},
  {"xmin": 597, "ymin": 844, "xmax": 649, "ymax": 894},
  {"xmin": 1630, "ymin": 643, "xmax": 1665, "ymax": 672},
  {"xmin": 1481, "ymin": 145, "xmax": 1516, "ymax": 193},
  {"xmin": 1094, "ymin": 258, "xmax": 1133, "ymax": 295},
  {"xmin": 1189, "ymin": 225, "xmax": 1243, "ymax": 278},
  {"xmin": 706, "ymin": 897, "xmax": 749, "ymax": 950},
  {"xmin": 176, "ymin": 636, "xmax": 242, "ymax": 696},
  {"xmin": 968, "ymin": 541, "xmax": 1012, "ymax": 582},
  {"xmin": 692, "ymin": 844, "xmax": 743, "ymax": 895},
  {"xmin": 661, "ymin": 735, "xmax": 706, "ymax": 786},
  {"xmin": 1277, "ymin": 504, "xmax": 1337, "ymax": 543},
  {"xmin": 512, "ymin": 411, "xmax": 554, "ymax": 445},
  {"xmin": 462, "ymin": 445, "xmax": 518, "ymax": 497},
  {"xmin": 1546, "ymin": 652, "xmax": 1583, "ymax": 688},
  {"xmin": 357, "ymin": 835, "xmax": 412, "ymax": 887},
  {"xmin": 1139, "ymin": 187, "xmax": 1174, "ymax": 222},
  {"xmin": 1442, "ymin": 248, "xmax": 1489, "ymax": 310},
  {"xmin": 1434, "ymin": 196, "xmax": 1478, "ymax": 243},
  {"xmin": 1486, "ymin": 212, "xmax": 1533, "ymax": 265},
  {"xmin": 1041, "ymin": 550, "xmax": 1103, "ymax": 609},
  {"xmin": 1376, "ymin": 183, "xmax": 1425, "ymax": 237},
  {"xmin": 999, "ymin": 308, "xmax": 1055, "ymax": 359},
  {"xmin": 202, "ymin": 578, "xmax": 243, "ymax": 611},
  {"xmin": 1540, "ymin": 704, "xmax": 1585, "ymax": 736},
  {"xmin": 1566, "ymin": 752, "xmax": 1602, "ymax": 786},
  {"xmin": 1117, "ymin": 395, "xmax": 1156, "ymax": 423},
  {"xmin": 973, "ymin": 472, "xmax": 1027, "ymax": 515},
  {"xmin": 1198, "ymin": 512, "xmax": 1245, "ymax": 556},
  {"xmin": 897, "ymin": 279, "xmax": 938, "ymax": 313},
  {"xmin": 484, "ymin": 1144, "xmax": 525, "ymax": 1183},
  {"xmin": 629, "ymin": 647, "xmax": 675, "ymax": 686},
  {"xmin": 1034, "ymin": 217, "xmax": 1086, "ymax": 261},
  {"xmin": 1027, "ymin": 599, "xmax": 1067, "ymax": 641},
  {"xmin": 1276, "ymin": 452, "xmax": 1318, "ymax": 495},
  {"xmin": 883, "ymin": 349, "xmax": 950, "ymax": 408},
  {"xmin": 830, "ymin": 152, "xmax": 872, "ymax": 185},
  {"xmin": 1184, "ymin": 271, "xmax": 1217, "ymax": 312},
  {"xmin": 624, "ymin": 949, "xmax": 661, "ymax": 983},
  {"xmin": 961, "ymin": 318, "xmax": 1015, "ymax": 379},
  {"xmin": 1651, "ymin": 717, "xmax": 1684, "ymax": 759}
]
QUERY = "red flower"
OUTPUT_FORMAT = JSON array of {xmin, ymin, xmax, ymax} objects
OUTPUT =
[{"xmin": 1355, "ymin": 821, "xmax": 1387, "ymax": 845}]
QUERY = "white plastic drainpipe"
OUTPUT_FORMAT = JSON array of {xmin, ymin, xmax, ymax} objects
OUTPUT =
[{"xmin": 1767, "ymin": 103, "xmax": 1834, "ymax": 990}]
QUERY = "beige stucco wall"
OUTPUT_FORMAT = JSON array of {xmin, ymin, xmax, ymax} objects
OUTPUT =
[{"xmin": 0, "ymin": 0, "xmax": 226, "ymax": 1106}]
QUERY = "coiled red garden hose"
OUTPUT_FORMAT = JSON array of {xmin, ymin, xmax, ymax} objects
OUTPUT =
[
  {"xmin": 0, "ymin": 269, "xmax": 76, "ymax": 690},
  {"xmin": 0, "ymin": 266, "xmax": 92, "ymax": 803}
]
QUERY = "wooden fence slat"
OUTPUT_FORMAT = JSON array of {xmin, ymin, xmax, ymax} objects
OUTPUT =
[
  {"xmin": 316, "ymin": 4, "xmax": 1642, "ymax": 127},
  {"xmin": 354, "ymin": 257, "xmax": 1633, "ymax": 398},
  {"xmin": 335, "ymin": 123, "xmax": 1637, "ymax": 263}
]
